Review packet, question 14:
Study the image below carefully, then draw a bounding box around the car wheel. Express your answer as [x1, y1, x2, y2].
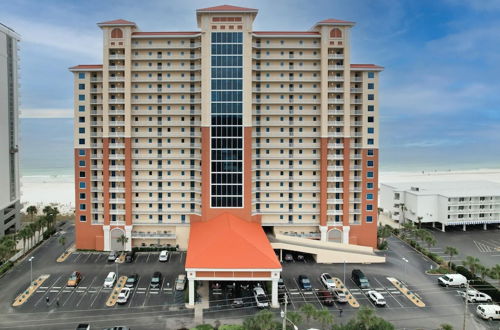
[445, 284, 449, 287]
[472, 299, 476, 303]
[460, 283, 465, 288]
[488, 317, 493, 321]
[487, 299, 491, 303]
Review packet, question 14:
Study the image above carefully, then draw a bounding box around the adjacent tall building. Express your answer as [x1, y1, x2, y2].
[70, 5, 383, 253]
[0, 23, 21, 237]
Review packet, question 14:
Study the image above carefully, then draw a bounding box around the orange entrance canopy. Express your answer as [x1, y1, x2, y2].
[185, 213, 281, 270]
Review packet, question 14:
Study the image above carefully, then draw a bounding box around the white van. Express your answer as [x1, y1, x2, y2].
[438, 274, 467, 287]
[476, 304, 500, 321]
[459, 289, 492, 303]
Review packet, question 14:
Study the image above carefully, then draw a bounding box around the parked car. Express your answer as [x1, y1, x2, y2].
[367, 290, 386, 307]
[253, 286, 269, 308]
[102, 327, 130, 330]
[175, 274, 186, 291]
[320, 273, 336, 290]
[125, 274, 138, 288]
[278, 278, 285, 290]
[476, 304, 500, 321]
[76, 324, 90, 330]
[351, 269, 370, 289]
[332, 288, 348, 303]
[284, 253, 294, 262]
[158, 250, 169, 262]
[125, 251, 135, 263]
[67, 271, 82, 287]
[459, 289, 492, 303]
[116, 287, 131, 304]
[438, 274, 467, 288]
[318, 290, 335, 306]
[107, 251, 117, 262]
[296, 254, 305, 262]
[103, 272, 117, 288]
[150, 271, 162, 289]
[232, 296, 244, 308]
[298, 275, 312, 290]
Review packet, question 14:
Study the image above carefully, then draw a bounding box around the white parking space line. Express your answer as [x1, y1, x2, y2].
[89, 285, 104, 307]
[146, 253, 151, 263]
[374, 278, 403, 308]
[73, 253, 83, 263]
[34, 275, 62, 307]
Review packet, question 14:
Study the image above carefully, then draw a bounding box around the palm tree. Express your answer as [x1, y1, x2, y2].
[444, 246, 458, 270]
[286, 311, 302, 328]
[39, 216, 48, 236]
[24, 226, 33, 250]
[401, 222, 415, 239]
[18, 227, 30, 254]
[377, 225, 392, 246]
[26, 205, 38, 222]
[462, 256, 481, 277]
[477, 264, 489, 280]
[58, 235, 66, 250]
[417, 216, 423, 229]
[439, 324, 454, 330]
[424, 234, 436, 249]
[355, 307, 379, 329]
[0, 244, 9, 263]
[117, 234, 128, 252]
[300, 303, 317, 324]
[1, 235, 16, 256]
[488, 264, 500, 287]
[314, 309, 334, 329]
[28, 222, 37, 246]
[243, 310, 279, 330]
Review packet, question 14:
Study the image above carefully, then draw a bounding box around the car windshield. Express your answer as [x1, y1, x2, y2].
[302, 278, 310, 284]
[126, 277, 135, 283]
[69, 274, 77, 280]
[152, 277, 160, 282]
[478, 307, 484, 313]
[106, 275, 113, 280]
[360, 279, 369, 284]
[325, 278, 333, 283]
[257, 295, 267, 303]
[442, 276, 450, 281]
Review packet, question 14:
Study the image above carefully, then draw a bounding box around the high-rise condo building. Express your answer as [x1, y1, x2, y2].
[0, 23, 20, 238]
[69, 6, 384, 279]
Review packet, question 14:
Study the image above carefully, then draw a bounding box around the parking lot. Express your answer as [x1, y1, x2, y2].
[16, 251, 187, 313]
[0, 224, 495, 330]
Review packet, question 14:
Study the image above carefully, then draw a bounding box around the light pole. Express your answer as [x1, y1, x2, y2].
[281, 295, 298, 330]
[28, 257, 34, 287]
[402, 257, 409, 279]
[343, 260, 346, 285]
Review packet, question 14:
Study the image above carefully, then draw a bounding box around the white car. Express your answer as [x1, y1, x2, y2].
[103, 272, 117, 288]
[367, 290, 386, 307]
[253, 287, 269, 308]
[320, 273, 336, 290]
[159, 250, 169, 262]
[438, 274, 467, 287]
[476, 304, 500, 320]
[116, 287, 131, 304]
[460, 289, 492, 303]
[175, 274, 186, 291]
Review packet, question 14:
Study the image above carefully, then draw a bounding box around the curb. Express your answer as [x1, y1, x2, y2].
[12, 275, 50, 306]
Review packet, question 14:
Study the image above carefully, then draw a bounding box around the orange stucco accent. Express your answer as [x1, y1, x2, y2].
[349, 148, 378, 248]
[124, 138, 132, 225]
[102, 138, 110, 225]
[319, 138, 328, 226]
[194, 271, 272, 278]
[199, 127, 256, 222]
[342, 137, 350, 225]
[74, 149, 103, 250]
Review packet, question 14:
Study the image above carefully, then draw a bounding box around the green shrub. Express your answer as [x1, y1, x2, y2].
[190, 325, 214, 330]
[42, 228, 56, 240]
[0, 261, 13, 276]
[219, 326, 244, 330]
[378, 240, 388, 250]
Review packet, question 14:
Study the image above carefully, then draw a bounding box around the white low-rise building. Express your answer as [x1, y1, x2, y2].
[380, 181, 500, 231]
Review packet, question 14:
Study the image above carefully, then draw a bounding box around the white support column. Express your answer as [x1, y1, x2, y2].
[342, 225, 350, 244]
[319, 225, 328, 242]
[271, 278, 279, 308]
[441, 223, 446, 232]
[462, 223, 466, 231]
[483, 223, 487, 230]
[125, 225, 132, 251]
[188, 279, 195, 307]
[103, 225, 110, 251]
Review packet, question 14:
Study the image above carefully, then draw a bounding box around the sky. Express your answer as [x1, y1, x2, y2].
[2, 0, 500, 173]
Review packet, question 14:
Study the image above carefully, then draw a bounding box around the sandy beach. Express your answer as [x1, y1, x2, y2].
[20, 174, 74, 215]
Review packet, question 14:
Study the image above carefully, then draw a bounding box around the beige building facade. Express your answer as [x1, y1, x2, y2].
[69, 5, 383, 252]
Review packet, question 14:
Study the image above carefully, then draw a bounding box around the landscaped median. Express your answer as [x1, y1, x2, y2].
[56, 244, 75, 262]
[105, 276, 128, 307]
[387, 277, 425, 307]
[333, 277, 359, 308]
[115, 252, 126, 264]
[12, 274, 50, 306]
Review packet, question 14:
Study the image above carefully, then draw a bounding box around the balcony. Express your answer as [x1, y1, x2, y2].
[110, 209, 126, 215]
[109, 99, 125, 104]
[133, 42, 201, 49]
[109, 54, 125, 60]
[327, 132, 345, 138]
[328, 76, 344, 82]
[328, 110, 344, 115]
[90, 88, 102, 93]
[109, 154, 125, 160]
[327, 166, 344, 171]
[328, 121, 344, 126]
[351, 99, 363, 104]
[327, 177, 344, 182]
[327, 210, 343, 215]
[108, 65, 125, 71]
[327, 199, 344, 204]
[109, 110, 125, 115]
[131, 231, 177, 239]
[90, 77, 102, 82]
[90, 99, 103, 104]
[109, 76, 125, 82]
[328, 54, 344, 59]
[328, 65, 344, 71]
[328, 143, 344, 148]
[328, 88, 344, 93]
[352, 77, 363, 82]
[109, 88, 125, 93]
[328, 98, 344, 104]
[109, 121, 125, 126]
[350, 88, 363, 93]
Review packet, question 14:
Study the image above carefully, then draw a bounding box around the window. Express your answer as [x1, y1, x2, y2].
[78, 95, 85, 101]
[79, 171, 86, 178]
[367, 149, 374, 156]
[78, 117, 85, 123]
[78, 84, 85, 90]
[79, 182, 86, 189]
[368, 116, 374, 123]
[368, 94, 374, 100]
[367, 160, 374, 167]
[368, 72, 375, 79]
[368, 105, 374, 111]
[78, 105, 85, 112]
[79, 160, 85, 167]
[366, 216, 373, 223]
[367, 138, 374, 145]
[367, 83, 374, 90]
[79, 204, 86, 210]
[367, 193, 374, 200]
[79, 193, 86, 199]
[78, 127, 85, 134]
[367, 182, 374, 189]
[330, 28, 342, 38]
[367, 171, 374, 178]
[367, 204, 373, 211]
[79, 215, 86, 222]
[78, 138, 85, 145]
[79, 149, 86, 156]
[367, 127, 374, 134]
[78, 73, 85, 79]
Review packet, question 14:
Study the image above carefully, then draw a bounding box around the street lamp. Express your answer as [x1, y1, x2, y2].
[280, 310, 298, 330]
[402, 257, 409, 279]
[28, 257, 34, 287]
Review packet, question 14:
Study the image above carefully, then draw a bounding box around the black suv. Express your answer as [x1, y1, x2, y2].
[125, 251, 135, 263]
[351, 269, 370, 289]
[150, 271, 162, 289]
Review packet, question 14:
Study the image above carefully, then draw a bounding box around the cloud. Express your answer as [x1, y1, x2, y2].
[403, 139, 464, 148]
[21, 108, 72, 119]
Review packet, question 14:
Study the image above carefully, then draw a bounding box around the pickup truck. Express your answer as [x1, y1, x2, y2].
[458, 289, 492, 303]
